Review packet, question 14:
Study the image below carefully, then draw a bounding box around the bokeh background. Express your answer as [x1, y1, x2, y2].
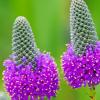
[0, 0, 100, 100]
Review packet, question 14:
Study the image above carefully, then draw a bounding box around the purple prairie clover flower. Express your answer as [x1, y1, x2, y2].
[61, 0, 100, 89]
[3, 53, 59, 100]
[62, 42, 100, 88]
[3, 16, 59, 100]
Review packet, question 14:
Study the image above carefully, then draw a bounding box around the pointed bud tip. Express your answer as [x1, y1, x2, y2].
[14, 16, 27, 23]
[13, 16, 31, 29]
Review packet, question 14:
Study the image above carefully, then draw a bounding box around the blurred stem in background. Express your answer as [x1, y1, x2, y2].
[90, 87, 96, 100]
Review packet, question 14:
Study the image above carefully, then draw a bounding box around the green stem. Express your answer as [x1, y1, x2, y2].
[89, 86, 96, 100]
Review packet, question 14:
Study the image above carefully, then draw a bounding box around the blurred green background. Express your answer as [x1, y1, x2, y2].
[0, 0, 100, 100]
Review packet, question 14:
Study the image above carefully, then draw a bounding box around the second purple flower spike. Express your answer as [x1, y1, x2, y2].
[3, 16, 59, 100]
[62, 0, 100, 89]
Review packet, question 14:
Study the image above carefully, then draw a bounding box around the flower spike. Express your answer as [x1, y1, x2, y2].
[3, 16, 59, 100]
[62, 0, 100, 89]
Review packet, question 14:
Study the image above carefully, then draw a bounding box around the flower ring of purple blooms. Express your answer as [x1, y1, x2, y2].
[3, 53, 59, 100]
[62, 41, 100, 88]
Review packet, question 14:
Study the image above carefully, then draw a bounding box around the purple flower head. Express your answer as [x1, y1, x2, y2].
[62, 42, 100, 88]
[3, 53, 59, 100]
[62, 0, 100, 89]
[3, 16, 59, 100]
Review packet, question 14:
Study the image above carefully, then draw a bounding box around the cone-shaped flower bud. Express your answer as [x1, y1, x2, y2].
[12, 16, 39, 67]
[70, 0, 98, 55]
[3, 16, 59, 100]
[62, 0, 100, 88]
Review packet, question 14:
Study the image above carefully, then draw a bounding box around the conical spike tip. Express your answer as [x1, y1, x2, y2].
[70, 0, 98, 55]
[12, 16, 39, 65]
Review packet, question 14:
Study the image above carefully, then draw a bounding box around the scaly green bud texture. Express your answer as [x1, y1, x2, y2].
[12, 16, 39, 65]
[70, 0, 98, 55]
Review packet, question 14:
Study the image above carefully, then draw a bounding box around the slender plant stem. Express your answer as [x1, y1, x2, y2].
[90, 96, 95, 100]
[89, 86, 96, 100]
